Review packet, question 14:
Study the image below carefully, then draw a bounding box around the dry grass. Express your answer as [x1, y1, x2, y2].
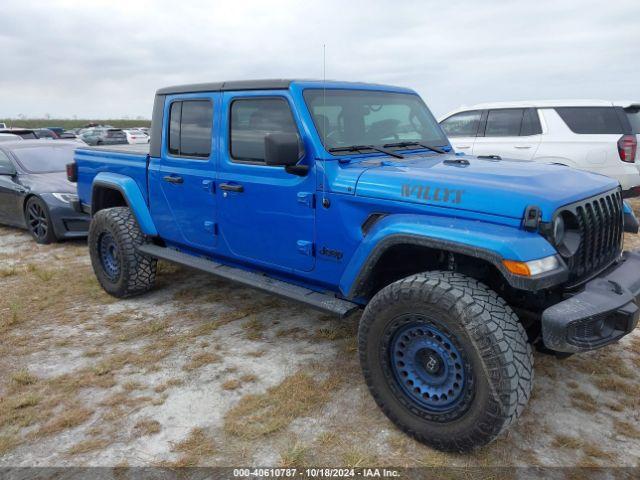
[570, 390, 598, 413]
[133, 418, 162, 437]
[183, 352, 221, 371]
[154, 378, 184, 393]
[240, 374, 257, 383]
[10, 369, 38, 386]
[224, 371, 341, 438]
[582, 444, 616, 461]
[36, 406, 93, 437]
[552, 434, 583, 449]
[279, 443, 309, 468]
[242, 317, 265, 340]
[0, 434, 21, 455]
[222, 379, 241, 391]
[342, 448, 379, 468]
[67, 438, 110, 455]
[614, 420, 640, 439]
[170, 427, 216, 467]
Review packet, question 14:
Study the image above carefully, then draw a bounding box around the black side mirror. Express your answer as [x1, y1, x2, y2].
[264, 133, 309, 176]
[264, 133, 300, 166]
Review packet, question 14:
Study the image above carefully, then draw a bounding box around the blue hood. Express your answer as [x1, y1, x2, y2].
[354, 154, 619, 221]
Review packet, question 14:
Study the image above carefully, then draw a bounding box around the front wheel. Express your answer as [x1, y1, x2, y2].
[25, 196, 57, 244]
[358, 271, 533, 452]
[88, 207, 157, 298]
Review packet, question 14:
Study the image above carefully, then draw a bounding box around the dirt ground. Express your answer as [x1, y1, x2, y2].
[1, 202, 640, 469]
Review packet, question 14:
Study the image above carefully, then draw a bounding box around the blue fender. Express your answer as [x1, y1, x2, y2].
[92, 172, 158, 236]
[339, 213, 561, 298]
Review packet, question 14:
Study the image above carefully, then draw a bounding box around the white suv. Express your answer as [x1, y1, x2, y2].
[439, 100, 640, 197]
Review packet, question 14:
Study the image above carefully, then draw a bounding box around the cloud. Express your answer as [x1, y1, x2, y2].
[0, 0, 638, 118]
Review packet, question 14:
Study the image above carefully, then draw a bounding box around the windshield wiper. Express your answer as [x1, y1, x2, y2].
[328, 144, 404, 159]
[383, 141, 446, 154]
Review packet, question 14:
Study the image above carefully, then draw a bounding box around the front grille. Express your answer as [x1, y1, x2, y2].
[560, 189, 623, 284]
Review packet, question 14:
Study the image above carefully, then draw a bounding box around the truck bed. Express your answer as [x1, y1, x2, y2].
[74, 144, 149, 209]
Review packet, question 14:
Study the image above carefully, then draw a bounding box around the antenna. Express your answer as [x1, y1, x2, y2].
[321, 44, 328, 208]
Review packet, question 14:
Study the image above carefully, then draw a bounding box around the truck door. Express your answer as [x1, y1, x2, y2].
[148, 93, 219, 251]
[216, 92, 315, 272]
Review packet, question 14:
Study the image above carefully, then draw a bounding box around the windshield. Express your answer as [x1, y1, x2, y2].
[13, 145, 75, 173]
[303, 89, 448, 153]
[625, 107, 640, 134]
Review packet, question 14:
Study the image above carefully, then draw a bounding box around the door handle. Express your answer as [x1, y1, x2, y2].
[163, 175, 183, 184]
[514, 145, 532, 149]
[220, 183, 244, 193]
[455, 145, 471, 149]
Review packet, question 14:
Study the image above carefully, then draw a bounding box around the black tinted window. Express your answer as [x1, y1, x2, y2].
[13, 145, 75, 173]
[441, 111, 481, 137]
[521, 108, 542, 136]
[167, 100, 212, 158]
[485, 109, 524, 137]
[230, 98, 298, 163]
[0, 150, 13, 170]
[36, 130, 56, 139]
[556, 107, 622, 134]
[169, 102, 181, 155]
[625, 108, 640, 134]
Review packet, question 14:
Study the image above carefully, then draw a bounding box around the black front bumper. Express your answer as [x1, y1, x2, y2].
[542, 251, 640, 353]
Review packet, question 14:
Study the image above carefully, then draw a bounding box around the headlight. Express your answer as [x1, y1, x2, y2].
[503, 255, 561, 277]
[553, 215, 565, 246]
[52, 193, 78, 204]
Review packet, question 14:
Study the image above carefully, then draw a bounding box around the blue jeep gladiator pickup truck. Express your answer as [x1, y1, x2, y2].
[68, 79, 640, 452]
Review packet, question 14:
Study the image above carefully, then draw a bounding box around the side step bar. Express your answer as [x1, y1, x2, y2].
[138, 244, 360, 318]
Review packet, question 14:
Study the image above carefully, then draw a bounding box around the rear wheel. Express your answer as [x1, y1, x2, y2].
[25, 196, 56, 244]
[358, 271, 533, 452]
[88, 207, 157, 298]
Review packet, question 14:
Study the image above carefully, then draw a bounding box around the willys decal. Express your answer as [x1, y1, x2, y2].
[401, 184, 464, 205]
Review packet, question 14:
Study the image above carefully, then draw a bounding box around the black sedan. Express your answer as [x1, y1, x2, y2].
[0, 140, 89, 243]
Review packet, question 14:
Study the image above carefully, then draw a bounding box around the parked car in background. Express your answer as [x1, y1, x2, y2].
[440, 100, 640, 197]
[59, 131, 79, 140]
[0, 129, 38, 140]
[123, 129, 149, 144]
[0, 123, 7, 129]
[0, 133, 22, 143]
[0, 140, 89, 243]
[33, 128, 59, 139]
[79, 128, 128, 146]
[45, 127, 66, 137]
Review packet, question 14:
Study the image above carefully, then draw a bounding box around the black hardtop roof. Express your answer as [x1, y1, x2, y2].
[156, 79, 295, 96]
[154, 78, 409, 96]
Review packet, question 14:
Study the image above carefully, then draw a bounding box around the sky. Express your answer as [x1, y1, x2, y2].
[0, 0, 638, 119]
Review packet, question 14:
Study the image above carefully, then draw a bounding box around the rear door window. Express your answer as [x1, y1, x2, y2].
[167, 100, 213, 159]
[520, 108, 542, 136]
[625, 107, 640, 134]
[440, 111, 481, 137]
[484, 109, 524, 137]
[556, 107, 623, 134]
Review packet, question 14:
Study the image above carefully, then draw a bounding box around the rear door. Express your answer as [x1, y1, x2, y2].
[440, 110, 481, 153]
[473, 108, 541, 159]
[148, 94, 219, 252]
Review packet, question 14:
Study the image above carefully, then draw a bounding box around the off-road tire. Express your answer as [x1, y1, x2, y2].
[359, 271, 533, 452]
[88, 207, 157, 298]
